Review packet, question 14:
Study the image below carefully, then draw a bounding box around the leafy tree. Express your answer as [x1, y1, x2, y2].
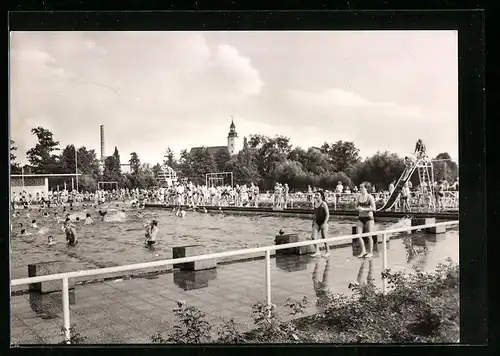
[301, 148, 331, 175]
[129, 152, 141, 175]
[214, 148, 231, 172]
[10, 140, 21, 173]
[272, 160, 305, 189]
[189, 147, 217, 185]
[112, 146, 122, 175]
[60, 145, 77, 173]
[152, 163, 163, 180]
[321, 141, 360, 172]
[78, 174, 98, 192]
[164, 147, 177, 169]
[76, 146, 101, 178]
[256, 136, 291, 188]
[351, 151, 405, 190]
[178, 149, 192, 179]
[225, 149, 261, 186]
[432, 153, 458, 182]
[26, 127, 60, 173]
[103, 155, 121, 183]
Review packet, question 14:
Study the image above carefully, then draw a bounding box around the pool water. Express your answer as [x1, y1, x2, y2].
[9, 203, 401, 281]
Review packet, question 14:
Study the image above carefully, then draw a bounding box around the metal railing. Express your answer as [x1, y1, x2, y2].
[11, 220, 459, 343]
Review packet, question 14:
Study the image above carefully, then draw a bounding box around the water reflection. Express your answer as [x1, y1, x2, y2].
[173, 269, 218, 291]
[356, 258, 374, 285]
[29, 290, 76, 319]
[275, 254, 314, 272]
[402, 233, 430, 269]
[313, 258, 332, 311]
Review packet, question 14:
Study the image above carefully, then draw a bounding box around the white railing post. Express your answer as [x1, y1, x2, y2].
[382, 233, 388, 295]
[265, 250, 271, 305]
[62, 277, 71, 344]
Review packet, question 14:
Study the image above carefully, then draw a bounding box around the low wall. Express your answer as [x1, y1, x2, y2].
[145, 203, 459, 221]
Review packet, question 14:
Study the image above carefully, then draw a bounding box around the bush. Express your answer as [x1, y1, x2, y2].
[323, 258, 459, 343]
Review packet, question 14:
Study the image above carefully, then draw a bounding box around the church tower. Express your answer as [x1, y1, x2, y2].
[227, 116, 239, 155]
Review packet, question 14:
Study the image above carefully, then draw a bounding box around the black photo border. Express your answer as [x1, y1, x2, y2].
[3, 4, 489, 356]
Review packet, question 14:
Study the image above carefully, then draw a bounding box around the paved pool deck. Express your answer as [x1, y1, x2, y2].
[10, 230, 458, 345]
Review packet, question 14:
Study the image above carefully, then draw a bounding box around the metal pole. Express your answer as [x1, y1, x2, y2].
[71, 178, 74, 191]
[75, 148, 79, 192]
[62, 277, 71, 343]
[265, 250, 271, 305]
[22, 166, 25, 191]
[382, 233, 388, 295]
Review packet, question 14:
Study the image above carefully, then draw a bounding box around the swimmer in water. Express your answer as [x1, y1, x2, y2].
[98, 210, 108, 221]
[64, 219, 78, 245]
[84, 213, 94, 225]
[180, 210, 186, 218]
[31, 220, 38, 229]
[144, 220, 159, 245]
[203, 207, 208, 213]
[47, 235, 56, 246]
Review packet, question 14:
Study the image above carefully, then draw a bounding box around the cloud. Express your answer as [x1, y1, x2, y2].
[288, 88, 427, 121]
[9, 32, 265, 164]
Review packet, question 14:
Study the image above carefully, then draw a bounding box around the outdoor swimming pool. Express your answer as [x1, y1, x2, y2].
[10, 203, 400, 281]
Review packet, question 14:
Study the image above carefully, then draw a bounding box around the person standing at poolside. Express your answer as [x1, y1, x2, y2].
[355, 182, 376, 258]
[311, 190, 330, 258]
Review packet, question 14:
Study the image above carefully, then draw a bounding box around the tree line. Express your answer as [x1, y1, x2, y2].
[10, 127, 458, 192]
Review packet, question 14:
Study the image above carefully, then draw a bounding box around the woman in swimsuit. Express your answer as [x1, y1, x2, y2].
[355, 182, 376, 258]
[311, 190, 330, 257]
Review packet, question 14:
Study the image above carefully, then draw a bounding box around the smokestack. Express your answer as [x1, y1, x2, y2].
[100, 125, 105, 159]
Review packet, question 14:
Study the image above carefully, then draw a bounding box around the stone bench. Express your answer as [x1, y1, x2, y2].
[411, 217, 447, 234]
[275, 233, 316, 255]
[275, 254, 310, 272]
[172, 245, 217, 271]
[173, 268, 218, 291]
[28, 261, 75, 294]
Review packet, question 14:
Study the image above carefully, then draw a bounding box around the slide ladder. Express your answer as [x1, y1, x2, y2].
[377, 158, 422, 211]
[416, 159, 435, 211]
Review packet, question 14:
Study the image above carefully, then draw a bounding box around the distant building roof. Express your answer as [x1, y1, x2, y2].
[190, 146, 229, 156]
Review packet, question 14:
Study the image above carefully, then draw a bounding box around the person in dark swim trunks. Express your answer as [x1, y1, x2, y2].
[355, 182, 376, 258]
[311, 190, 330, 257]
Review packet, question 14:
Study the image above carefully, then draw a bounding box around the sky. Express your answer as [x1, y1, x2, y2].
[9, 31, 458, 166]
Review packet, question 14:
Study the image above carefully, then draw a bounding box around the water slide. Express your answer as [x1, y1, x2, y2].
[377, 159, 420, 211]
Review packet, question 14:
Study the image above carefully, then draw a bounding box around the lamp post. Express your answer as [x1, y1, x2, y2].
[21, 165, 25, 191]
[75, 148, 79, 192]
